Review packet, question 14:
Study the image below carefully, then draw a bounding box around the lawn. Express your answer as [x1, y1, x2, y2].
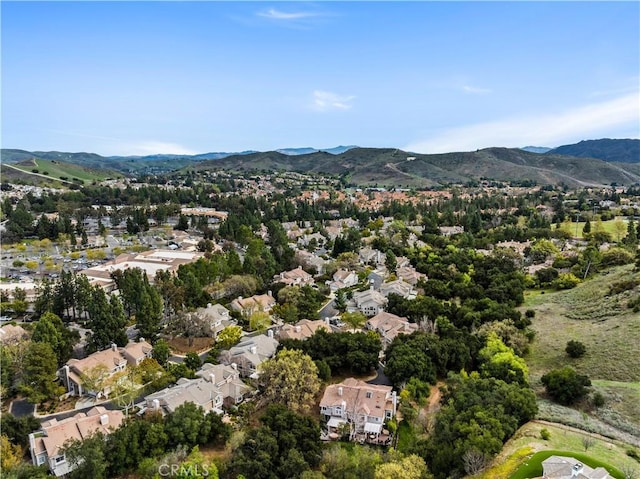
[509, 450, 625, 479]
[552, 217, 630, 241]
[474, 421, 639, 479]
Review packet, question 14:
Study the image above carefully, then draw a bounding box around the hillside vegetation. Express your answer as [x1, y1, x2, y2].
[1, 157, 121, 184]
[191, 146, 640, 187]
[548, 139, 640, 164]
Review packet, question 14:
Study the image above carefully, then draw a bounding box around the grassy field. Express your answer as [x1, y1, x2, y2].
[553, 217, 629, 240]
[524, 264, 640, 383]
[6, 158, 121, 183]
[509, 450, 625, 479]
[473, 421, 639, 479]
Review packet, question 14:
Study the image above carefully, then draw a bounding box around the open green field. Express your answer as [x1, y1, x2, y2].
[524, 264, 640, 383]
[553, 217, 630, 240]
[474, 422, 639, 479]
[509, 450, 624, 479]
[5, 158, 121, 183]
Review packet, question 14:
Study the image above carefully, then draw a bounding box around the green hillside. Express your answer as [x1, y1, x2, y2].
[1, 157, 122, 185]
[190, 147, 640, 187]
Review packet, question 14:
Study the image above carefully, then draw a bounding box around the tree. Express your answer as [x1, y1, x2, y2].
[170, 311, 211, 347]
[20, 342, 62, 403]
[541, 367, 591, 405]
[184, 352, 202, 371]
[164, 403, 212, 448]
[152, 339, 171, 366]
[341, 311, 366, 332]
[582, 435, 595, 452]
[258, 349, 320, 413]
[375, 453, 431, 479]
[565, 340, 587, 358]
[479, 332, 529, 386]
[334, 289, 347, 314]
[61, 432, 107, 479]
[32, 312, 79, 366]
[462, 448, 489, 476]
[249, 311, 272, 332]
[1, 434, 23, 472]
[216, 325, 242, 350]
[86, 287, 128, 354]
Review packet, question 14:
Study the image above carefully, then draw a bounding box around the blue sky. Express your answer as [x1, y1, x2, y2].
[2, 1, 639, 156]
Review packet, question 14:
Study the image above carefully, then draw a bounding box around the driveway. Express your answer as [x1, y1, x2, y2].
[9, 399, 35, 417]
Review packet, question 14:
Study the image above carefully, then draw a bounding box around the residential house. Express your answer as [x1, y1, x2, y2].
[365, 312, 418, 348]
[273, 266, 315, 287]
[59, 340, 153, 398]
[120, 339, 153, 366]
[141, 375, 224, 416]
[350, 288, 387, 317]
[439, 226, 464, 237]
[358, 248, 384, 267]
[195, 303, 236, 338]
[29, 406, 124, 477]
[541, 455, 613, 479]
[0, 324, 28, 345]
[229, 293, 276, 317]
[295, 250, 328, 276]
[395, 265, 427, 286]
[379, 279, 417, 300]
[320, 378, 397, 443]
[197, 363, 252, 408]
[327, 269, 359, 292]
[278, 319, 330, 341]
[218, 334, 279, 378]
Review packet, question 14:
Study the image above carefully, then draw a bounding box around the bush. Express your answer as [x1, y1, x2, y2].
[552, 273, 581, 290]
[566, 340, 586, 358]
[592, 392, 605, 408]
[541, 367, 591, 405]
[540, 428, 551, 440]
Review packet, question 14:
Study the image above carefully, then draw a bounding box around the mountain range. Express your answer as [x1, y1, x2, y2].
[1, 139, 638, 187]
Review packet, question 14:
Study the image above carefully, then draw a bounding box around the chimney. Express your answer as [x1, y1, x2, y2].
[207, 303, 212, 308]
[100, 414, 109, 425]
[268, 290, 272, 297]
[209, 373, 216, 384]
[338, 386, 343, 396]
[295, 326, 301, 333]
[231, 363, 237, 370]
[571, 464, 584, 477]
[267, 329, 274, 338]
[152, 398, 160, 410]
[139, 337, 145, 343]
[250, 346, 257, 355]
[111, 343, 117, 351]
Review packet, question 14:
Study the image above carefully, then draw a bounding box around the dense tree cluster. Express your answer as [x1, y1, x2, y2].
[279, 329, 381, 377]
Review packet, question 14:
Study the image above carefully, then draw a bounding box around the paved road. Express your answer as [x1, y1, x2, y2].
[319, 299, 338, 320]
[366, 365, 393, 386]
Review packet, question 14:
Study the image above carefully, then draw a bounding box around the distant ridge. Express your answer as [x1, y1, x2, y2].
[2, 140, 638, 186]
[547, 138, 640, 163]
[189, 146, 640, 188]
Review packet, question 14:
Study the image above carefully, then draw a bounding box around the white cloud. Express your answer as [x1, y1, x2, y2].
[257, 8, 318, 21]
[404, 92, 640, 153]
[462, 85, 492, 95]
[312, 90, 355, 112]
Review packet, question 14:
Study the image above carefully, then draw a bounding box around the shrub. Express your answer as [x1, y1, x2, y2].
[592, 392, 605, 408]
[540, 428, 551, 440]
[541, 367, 591, 405]
[552, 273, 581, 290]
[566, 340, 587, 358]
